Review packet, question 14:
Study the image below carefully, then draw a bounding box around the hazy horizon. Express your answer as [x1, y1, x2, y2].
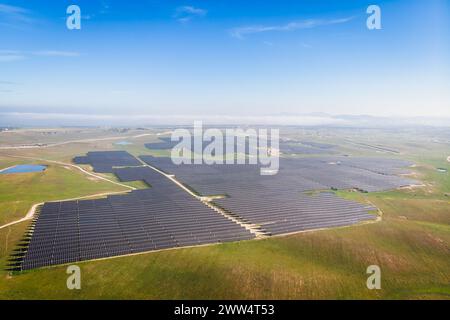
[2, 111, 450, 128]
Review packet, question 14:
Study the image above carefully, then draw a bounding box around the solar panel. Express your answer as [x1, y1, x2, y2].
[139, 155, 415, 236]
[21, 164, 255, 270]
[20, 152, 416, 270]
[73, 151, 142, 173]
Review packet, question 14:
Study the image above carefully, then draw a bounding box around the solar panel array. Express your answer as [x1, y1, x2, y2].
[19, 150, 417, 269]
[280, 157, 417, 192]
[141, 156, 416, 195]
[147, 136, 337, 156]
[140, 155, 416, 235]
[73, 151, 141, 173]
[276, 138, 338, 155]
[214, 192, 376, 235]
[21, 166, 254, 270]
[279, 143, 334, 155]
[145, 137, 177, 150]
[300, 141, 336, 149]
[146, 135, 260, 156]
[329, 157, 413, 175]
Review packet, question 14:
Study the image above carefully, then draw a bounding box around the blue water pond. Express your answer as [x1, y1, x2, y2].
[114, 141, 133, 145]
[0, 164, 47, 174]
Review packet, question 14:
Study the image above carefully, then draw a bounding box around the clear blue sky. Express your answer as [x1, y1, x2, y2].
[0, 0, 449, 119]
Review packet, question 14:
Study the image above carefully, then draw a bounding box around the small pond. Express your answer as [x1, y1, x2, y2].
[114, 141, 133, 146]
[0, 164, 47, 174]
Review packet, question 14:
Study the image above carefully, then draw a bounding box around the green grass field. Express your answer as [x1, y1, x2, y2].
[0, 161, 129, 225]
[0, 128, 448, 300]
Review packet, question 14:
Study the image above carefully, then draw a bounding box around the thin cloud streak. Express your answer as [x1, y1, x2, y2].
[175, 6, 207, 16]
[0, 50, 21, 54]
[0, 54, 25, 62]
[33, 50, 81, 57]
[0, 3, 29, 15]
[0, 50, 81, 62]
[230, 17, 354, 39]
[174, 5, 207, 23]
[0, 3, 33, 24]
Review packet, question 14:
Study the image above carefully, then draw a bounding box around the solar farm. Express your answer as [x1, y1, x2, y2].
[141, 156, 416, 235]
[18, 148, 417, 270]
[1, 126, 449, 300]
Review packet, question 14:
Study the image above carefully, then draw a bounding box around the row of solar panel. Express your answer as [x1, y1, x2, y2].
[21, 151, 405, 270]
[139, 156, 387, 237]
[23, 231, 254, 269]
[22, 161, 256, 269]
[73, 151, 142, 173]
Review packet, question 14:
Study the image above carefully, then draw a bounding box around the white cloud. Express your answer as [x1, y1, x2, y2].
[33, 50, 81, 57]
[0, 3, 32, 23]
[0, 4, 28, 15]
[230, 17, 354, 39]
[0, 52, 25, 62]
[174, 5, 207, 23]
[0, 49, 80, 62]
[0, 49, 20, 54]
[177, 16, 192, 24]
[176, 6, 207, 16]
